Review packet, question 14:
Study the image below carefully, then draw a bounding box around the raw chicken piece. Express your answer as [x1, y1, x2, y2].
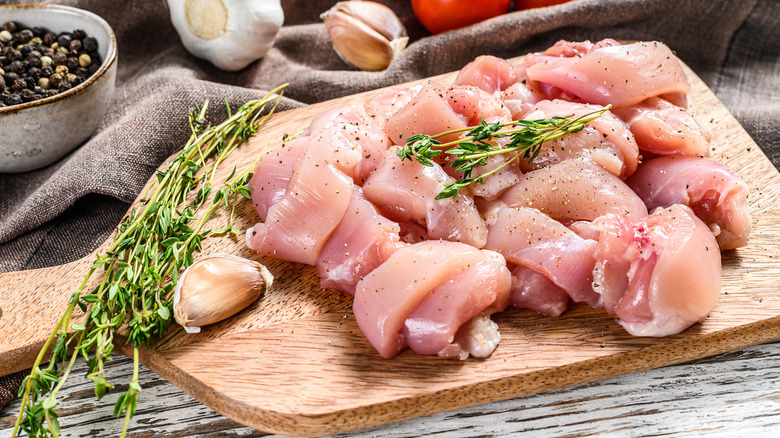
[249, 135, 308, 222]
[592, 204, 722, 336]
[307, 105, 394, 183]
[246, 134, 358, 265]
[463, 150, 522, 202]
[509, 265, 570, 317]
[363, 147, 488, 248]
[364, 85, 423, 129]
[486, 207, 600, 307]
[385, 83, 467, 145]
[307, 105, 370, 134]
[525, 40, 690, 108]
[501, 66, 546, 119]
[316, 187, 405, 295]
[612, 97, 711, 157]
[492, 158, 648, 223]
[519, 99, 639, 178]
[353, 241, 511, 358]
[440, 85, 513, 126]
[626, 156, 751, 250]
[453, 55, 520, 95]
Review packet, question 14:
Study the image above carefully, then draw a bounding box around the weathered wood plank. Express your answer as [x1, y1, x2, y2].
[3, 341, 780, 437]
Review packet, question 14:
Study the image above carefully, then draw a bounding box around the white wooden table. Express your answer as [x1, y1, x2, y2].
[2, 339, 780, 437]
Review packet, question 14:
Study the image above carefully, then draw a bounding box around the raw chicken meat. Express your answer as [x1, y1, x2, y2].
[493, 158, 648, 223]
[525, 40, 691, 108]
[353, 241, 511, 358]
[385, 83, 468, 145]
[363, 147, 488, 248]
[453, 55, 520, 95]
[519, 99, 639, 178]
[316, 187, 405, 295]
[509, 266, 570, 317]
[592, 204, 722, 336]
[246, 133, 358, 265]
[626, 156, 751, 250]
[486, 207, 600, 307]
[612, 97, 711, 157]
[248, 135, 307, 222]
[364, 85, 423, 129]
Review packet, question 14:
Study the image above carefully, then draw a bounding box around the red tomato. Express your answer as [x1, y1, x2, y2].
[516, 0, 573, 10]
[411, 0, 512, 34]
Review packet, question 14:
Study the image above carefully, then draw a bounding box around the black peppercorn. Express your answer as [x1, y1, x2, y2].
[4, 71, 19, 83]
[65, 57, 79, 71]
[45, 89, 57, 97]
[87, 63, 99, 75]
[8, 60, 23, 73]
[49, 73, 62, 87]
[19, 29, 34, 44]
[21, 88, 35, 102]
[24, 77, 35, 88]
[28, 67, 42, 80]
[2, 22, 17, 33]
[0, 55, 7, 66]
[72, 29, 86, 40]
[82, 37, 98, 53]
[58, 80, 72, 92]
[3, 93, 22, 106]
[43, 32, 56, 46]
[52, 52, 66, 66]
[12, 78, 26, 92]
[57, 34, 71, 48]
[75, 66, 88, 76]
[89, 52, 101, 65]
[69, 39, 82, 52]
[72, 75, 85, 86]
[41, 66, 53, 77]
[9, 49, 22, 61]
[20, 45, 33, 57]
[28, 55, 41, 68]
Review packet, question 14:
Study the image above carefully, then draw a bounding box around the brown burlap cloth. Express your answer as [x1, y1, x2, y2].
[1, 0, 778, 409]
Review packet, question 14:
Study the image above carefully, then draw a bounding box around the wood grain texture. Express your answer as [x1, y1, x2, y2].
[1, 58, 779, 436]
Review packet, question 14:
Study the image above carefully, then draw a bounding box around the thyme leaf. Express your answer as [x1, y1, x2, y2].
[398, 105, 611, 199]
[12, 84, 288, 438]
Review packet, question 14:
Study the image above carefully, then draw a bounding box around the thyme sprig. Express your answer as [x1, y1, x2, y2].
[397, 106, 611, 199]
[12, 84, 287, 438]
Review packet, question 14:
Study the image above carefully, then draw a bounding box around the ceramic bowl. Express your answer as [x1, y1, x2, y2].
[0, 4, 117, 173]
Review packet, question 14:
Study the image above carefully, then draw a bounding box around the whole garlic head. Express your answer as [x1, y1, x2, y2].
[174, 253, 273, 333]
[167, 0, 284, 71]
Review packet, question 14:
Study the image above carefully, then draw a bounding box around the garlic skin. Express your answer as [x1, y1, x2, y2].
[167, 0, 284, 71]
[174, 254, 273, 333]
[321, 1, 409, 71]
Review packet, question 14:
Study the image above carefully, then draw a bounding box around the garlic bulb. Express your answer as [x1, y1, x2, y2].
[167, 0, 284, 71]
[174, 254, 273, 333]
[321, 1, 408, 71]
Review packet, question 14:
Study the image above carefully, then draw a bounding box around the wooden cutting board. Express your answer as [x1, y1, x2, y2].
[2, 58, 780, 437]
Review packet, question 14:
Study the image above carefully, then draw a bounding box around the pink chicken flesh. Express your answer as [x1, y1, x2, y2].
[626, 156, 751, 250]
[353, 241, 511, 359]
[493, 158, 648, 223]
[249, 135, 307, 222]
[612, 97, 711, 157]
[520, 99, 639, 178]
[245, 134, 357, 265]
[525, 40, 690, 108]
[486, 207, 600, 307]
[453, 55, 520, 95]
[316, 187, 405, 295]
[509, 265, 571, 317]
[363, 147, 488, 248]
[592, 204, 722, 336]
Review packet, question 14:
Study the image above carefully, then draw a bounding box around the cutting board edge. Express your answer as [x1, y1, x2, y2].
[131, 315, 780, 437]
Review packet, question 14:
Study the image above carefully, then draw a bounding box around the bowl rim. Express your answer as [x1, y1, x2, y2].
[0, 4, 118, 115]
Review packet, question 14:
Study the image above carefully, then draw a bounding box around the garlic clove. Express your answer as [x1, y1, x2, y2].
[321, 1, 409, 71]
[173, 253, 273, 333]
[167, 0, 284, 71]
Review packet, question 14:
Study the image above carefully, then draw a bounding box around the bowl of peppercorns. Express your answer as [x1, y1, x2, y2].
[0, 4, 117, 173]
